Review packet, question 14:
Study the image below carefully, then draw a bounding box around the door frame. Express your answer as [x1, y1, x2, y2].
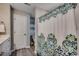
[10, 5, 14, 50]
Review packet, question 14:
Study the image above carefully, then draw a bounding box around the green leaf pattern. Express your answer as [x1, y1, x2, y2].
[37, 33, 77, 56]
[39, 3, 77, 23]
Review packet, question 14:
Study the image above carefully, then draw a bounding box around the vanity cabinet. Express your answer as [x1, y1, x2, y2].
[0, 35, 11, 56]
[0, 44, 2, 55]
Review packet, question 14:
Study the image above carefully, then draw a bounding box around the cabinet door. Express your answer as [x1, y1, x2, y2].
[0, 45, 2, 55]
[2, 38, 11, 56]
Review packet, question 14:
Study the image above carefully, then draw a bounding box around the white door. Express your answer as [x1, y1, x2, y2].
[13, 13, 28, 49]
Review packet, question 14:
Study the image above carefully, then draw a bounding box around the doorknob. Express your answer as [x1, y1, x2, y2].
[24, 33, 26, 36]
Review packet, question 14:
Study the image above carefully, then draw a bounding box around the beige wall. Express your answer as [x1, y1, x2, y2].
[0, 4, 10, 35]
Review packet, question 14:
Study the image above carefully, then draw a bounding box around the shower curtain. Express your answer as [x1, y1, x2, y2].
[37, 3, 77, 56]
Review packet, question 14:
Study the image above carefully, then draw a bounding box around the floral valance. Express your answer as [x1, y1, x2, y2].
[39, 3, 77, 23]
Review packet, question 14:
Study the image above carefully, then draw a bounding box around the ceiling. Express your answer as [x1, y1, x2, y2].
[31, 3, 63, 11]
[11, 3, 63, 17]
[11, 3, 34, 16]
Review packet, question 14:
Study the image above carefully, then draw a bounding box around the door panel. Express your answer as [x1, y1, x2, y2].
[13, 14, 27, 49]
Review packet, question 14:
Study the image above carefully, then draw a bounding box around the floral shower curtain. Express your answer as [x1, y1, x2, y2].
[37, 3, 77, 56]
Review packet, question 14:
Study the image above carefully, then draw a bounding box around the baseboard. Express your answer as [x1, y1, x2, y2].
[25, 46, 30, 48]
[12, 46, 30, 52]
[34, 50, 37, 55]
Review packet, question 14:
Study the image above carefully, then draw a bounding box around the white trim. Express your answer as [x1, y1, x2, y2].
[25, 46, 30, 48]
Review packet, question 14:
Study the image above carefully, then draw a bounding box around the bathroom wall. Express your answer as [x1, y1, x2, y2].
[0, 3, 11, 35]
